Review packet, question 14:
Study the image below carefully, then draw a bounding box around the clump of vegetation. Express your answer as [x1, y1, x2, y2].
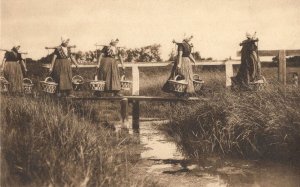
[162, 86, 300, 162]
[0, 96, 144, 186]
[123, 44, 162, 62]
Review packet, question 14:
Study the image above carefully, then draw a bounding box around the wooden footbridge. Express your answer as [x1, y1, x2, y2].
[67, 96, 205, 132]
[45, 49, 299, 131]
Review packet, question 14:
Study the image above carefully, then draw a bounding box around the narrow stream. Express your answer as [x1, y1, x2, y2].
[116, 119, 300, 187]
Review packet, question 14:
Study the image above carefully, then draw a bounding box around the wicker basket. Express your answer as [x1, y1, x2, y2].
[193, 74, 204, 91]
[90, 76, 105, 91]
[249, 76, 267, 90]
[72, 75, 84, 91]
[23, 78, 34, 94]
[40, 77, 58, 94]
[0, 77, 9, 93]
[167, 75, 188, 93]
[121, 75, 132, 91]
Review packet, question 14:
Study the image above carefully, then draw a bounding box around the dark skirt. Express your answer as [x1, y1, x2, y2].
[52, 59, 72, 91]
[162, 57, 195, 93]
[4, 61, 23, 93]
[98, 57, 121, 91]
[233, 51, 261, 88]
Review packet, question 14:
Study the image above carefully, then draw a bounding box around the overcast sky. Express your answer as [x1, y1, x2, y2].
[1, 0, 300, 60]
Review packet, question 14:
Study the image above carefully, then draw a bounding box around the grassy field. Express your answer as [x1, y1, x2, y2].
[0, 96, 159, 187]
[152, 67, 300, 163]
[1, 63, 299, 186]
[137, 66, 300, 162]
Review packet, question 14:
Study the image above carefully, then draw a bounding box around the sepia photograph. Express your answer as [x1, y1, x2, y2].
[1, 0, 300, 186]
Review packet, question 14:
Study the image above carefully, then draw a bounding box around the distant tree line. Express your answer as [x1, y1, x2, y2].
[122, 44, 162, 62]
[38, 44, 163, 63]
[37, 44, 210, 63]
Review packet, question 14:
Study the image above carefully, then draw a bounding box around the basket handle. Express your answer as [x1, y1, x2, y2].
[45, 77, 54, 82]
[23, 78, 33, 84]
[72, 75, 84, 82]
[174, 75, 184, 81]
[121, 75, 126, 81]
[193, 74, 200, 80]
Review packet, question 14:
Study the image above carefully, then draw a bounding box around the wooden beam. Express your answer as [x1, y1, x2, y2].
[237, 50, 279, 57]
[225, 61, 234, 87]
[278, 50, 287, 85]
[66, 96, 206, 102]
[258, 50, 279, 56]
[132, 65, 140, 95]
[285, 50, 300, 56]
[287, 67, 300, 73]
[237, 49, 300, 57]
[43, 62, 172, 68]
[120, 98, 128, 128]
[132, 100, 140, 132]
[43, 60, 242, 68]
[125, 96, 206, 102]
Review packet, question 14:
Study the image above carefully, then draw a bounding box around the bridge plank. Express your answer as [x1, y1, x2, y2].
[66, 96, 206, 102]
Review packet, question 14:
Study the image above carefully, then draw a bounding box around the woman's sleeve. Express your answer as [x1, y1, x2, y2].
[54, 48, 59, 56]
[4, 52, 9, 59]
[101, 46, 108, 54]
[18, 53, 23, 61]
[67, 48, 72, 57]
[177, 44, 183, 52]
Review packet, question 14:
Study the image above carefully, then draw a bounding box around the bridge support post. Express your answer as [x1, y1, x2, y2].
[120, 98, 128, 128]
[132, 65, 140, 95]
[278, 50, 286, 85]
[132, 100, 140, 132]
[225, 61, 234, 87]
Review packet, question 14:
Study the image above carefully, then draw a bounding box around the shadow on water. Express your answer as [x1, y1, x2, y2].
[113, 119, 300, 187]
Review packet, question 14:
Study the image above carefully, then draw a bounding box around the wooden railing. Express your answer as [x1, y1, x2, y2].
[43, 60, 241, 95]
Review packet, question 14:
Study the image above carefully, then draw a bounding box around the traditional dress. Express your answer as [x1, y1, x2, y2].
[232, 39, 261, 89]
[163, 42, 195, 94]
[98, 46, 121, 91]
[52, 46, 73, 92]
[3, 49, 24, 93]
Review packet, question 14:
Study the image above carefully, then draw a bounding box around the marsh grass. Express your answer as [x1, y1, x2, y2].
[161, 86, 300, 161]
[0, 96, 158, 186]
[2, 63, 299, 186]
[137, 66, 300, 162]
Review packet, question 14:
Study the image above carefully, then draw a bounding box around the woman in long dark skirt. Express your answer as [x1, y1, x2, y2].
[49, 37, 79, 97]
[96, 39, 125, 97]
[162, 35, 196, 96]
[232, 33, 262, 90]
[1, 43, 28, 95]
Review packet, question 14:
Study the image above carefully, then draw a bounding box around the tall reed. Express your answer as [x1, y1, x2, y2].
[0, 96, 144, 186]
[162, 86, 300, 161]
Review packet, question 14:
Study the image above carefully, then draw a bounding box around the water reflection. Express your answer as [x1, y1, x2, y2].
[114, 119, 300, 187]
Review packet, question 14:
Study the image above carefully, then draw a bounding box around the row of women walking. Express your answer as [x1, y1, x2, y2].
[1, 37, 125, 97]
[1, 33, 263, 96]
